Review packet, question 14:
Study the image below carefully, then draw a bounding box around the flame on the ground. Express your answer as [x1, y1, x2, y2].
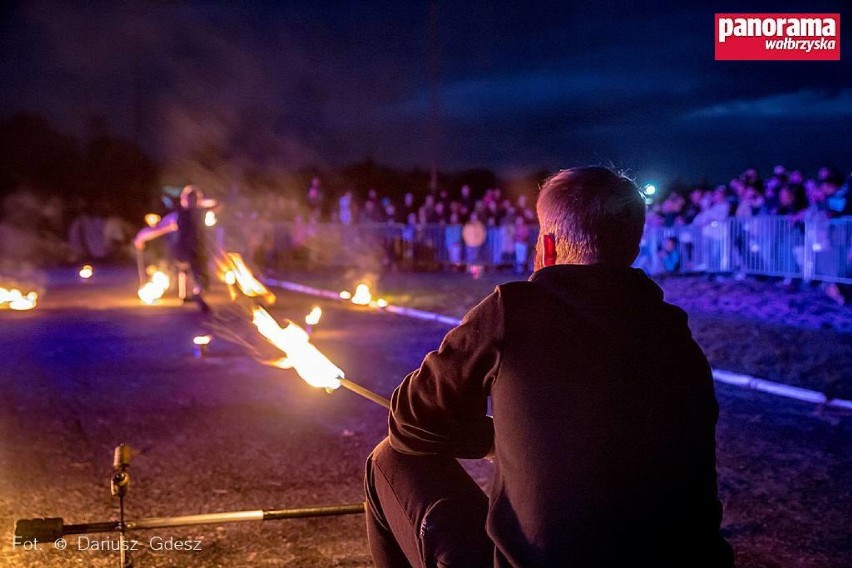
[204, 210, 217, 227]
[251, 307, 342, 390]
[351, 283, 372, 305]
[144, 213, 161, 228]
[138, 268, 170, 304]
[79, 265, 94, 279]
[305, 306, 322, 326]
[340, 283, 388, 309]
[0, 287, 38, 311]
[220, 253, 275, 304]
[193, 335, 212, 345]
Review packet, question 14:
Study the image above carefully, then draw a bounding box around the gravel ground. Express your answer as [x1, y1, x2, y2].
[1, 266, 850, 567]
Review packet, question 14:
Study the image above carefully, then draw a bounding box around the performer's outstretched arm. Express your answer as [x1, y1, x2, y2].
[133, 212, 178, 249]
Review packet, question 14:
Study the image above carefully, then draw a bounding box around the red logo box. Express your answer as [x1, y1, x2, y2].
[715, 13, 840, 60]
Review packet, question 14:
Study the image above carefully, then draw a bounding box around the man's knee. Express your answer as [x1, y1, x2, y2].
[420, 497, 491, 568]
[365, 438, 393, 497]
[364, 438, 395, 521]
[364, 439, 491, 568]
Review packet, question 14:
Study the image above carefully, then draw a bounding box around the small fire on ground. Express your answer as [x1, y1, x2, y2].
[305, 306, 322, 326]
[339, 283, 388, 308]
[0, 287, 38, 311]
[138, 267, 170, 305]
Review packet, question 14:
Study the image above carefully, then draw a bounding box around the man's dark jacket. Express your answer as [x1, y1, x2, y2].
[389, 264, 733, 567]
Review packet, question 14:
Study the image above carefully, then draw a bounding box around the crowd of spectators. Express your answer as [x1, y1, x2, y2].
[648, 165, 852, 229]
[267, 176, 541, 274]
[643, 165, 851, 304]
[296, 165, 852, 233]
[231, 165, 851, 299]
[300, 176, 538, 228]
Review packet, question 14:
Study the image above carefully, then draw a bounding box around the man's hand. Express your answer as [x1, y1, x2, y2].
[485, 442, 495, 463]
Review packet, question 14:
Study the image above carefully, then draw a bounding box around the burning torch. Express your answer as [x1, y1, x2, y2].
[252, 307, 390, 409]
[216, 251, 276, 305]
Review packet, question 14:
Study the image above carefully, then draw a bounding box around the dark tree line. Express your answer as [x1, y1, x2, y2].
[0, 113, 159, 223]
[0, 112, 546, 229]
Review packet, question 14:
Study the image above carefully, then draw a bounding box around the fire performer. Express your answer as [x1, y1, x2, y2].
[134, 185, 211, 312]
[364, 167, 733, 567]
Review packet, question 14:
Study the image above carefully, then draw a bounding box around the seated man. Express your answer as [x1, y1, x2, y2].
[365, 166, 733, 567]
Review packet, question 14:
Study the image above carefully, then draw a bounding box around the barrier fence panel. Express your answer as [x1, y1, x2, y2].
[638, 216, 852, 283]
[222, 217, 851, 284]
[812, 218, 852, 283]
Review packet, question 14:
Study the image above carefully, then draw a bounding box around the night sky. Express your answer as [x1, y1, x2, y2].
[1, 0, 850, 186]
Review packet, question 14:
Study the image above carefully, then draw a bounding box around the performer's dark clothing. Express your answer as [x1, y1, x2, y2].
[366, 264, 733, 567]
[175, 207, 209, 291]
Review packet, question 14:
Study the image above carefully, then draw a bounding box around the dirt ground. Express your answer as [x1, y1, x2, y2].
[1, 266, 850, 567]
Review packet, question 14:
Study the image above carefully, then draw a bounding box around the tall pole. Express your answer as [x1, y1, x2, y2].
[429, 0, 441, 192]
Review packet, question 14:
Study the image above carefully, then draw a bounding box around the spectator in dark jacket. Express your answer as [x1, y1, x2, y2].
[364, 166, 733, 567]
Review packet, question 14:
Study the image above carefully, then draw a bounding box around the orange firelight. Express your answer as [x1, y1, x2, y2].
[251, 307, 342, 390]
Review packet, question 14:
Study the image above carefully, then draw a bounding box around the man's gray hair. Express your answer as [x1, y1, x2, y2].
[536, 166, 645, 265]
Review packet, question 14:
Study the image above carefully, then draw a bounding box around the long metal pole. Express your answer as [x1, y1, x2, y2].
[17, 503, 366, 540]
[129, 503, 366, 530]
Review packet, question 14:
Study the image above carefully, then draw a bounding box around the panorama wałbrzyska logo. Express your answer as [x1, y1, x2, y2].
[715, 13, 840, 60]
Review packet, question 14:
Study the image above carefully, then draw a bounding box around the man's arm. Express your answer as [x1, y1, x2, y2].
[389, 289, 504, 459]
[133, 212, 178, 249]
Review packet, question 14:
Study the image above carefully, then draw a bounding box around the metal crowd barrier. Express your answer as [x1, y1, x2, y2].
[637, 216, 852, 283]
[219, 221, 540, 273]
[221, 217, 851, 284]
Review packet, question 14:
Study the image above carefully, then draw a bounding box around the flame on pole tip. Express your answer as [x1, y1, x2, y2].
[0, 287, 38, 311]
[144, 213, 162, 228]
[251, 307, 343, 390]
[79, 265, 94, 279]
[305, 306, 322, 326]
[221, 253, 275, 304]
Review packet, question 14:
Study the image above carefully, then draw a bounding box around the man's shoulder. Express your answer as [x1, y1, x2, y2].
[492, 279, 537, 301]
[461, 280, 538, 323]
